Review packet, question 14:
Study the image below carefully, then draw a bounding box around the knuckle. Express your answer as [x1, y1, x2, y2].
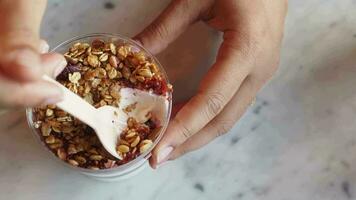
[215, 121, 235, 137]
[148, 20, 170, 42]
[175, 117, 194, 140]
[174, 147, 188, 159]
[201, 92, 227, 119]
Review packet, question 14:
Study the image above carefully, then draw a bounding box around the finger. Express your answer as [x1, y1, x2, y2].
[0, 76, 63, 108]
[169, 76, 259, 160]
[39, 39, 49, 53]
[0, 46, 42, 82]
[41, 53, 67, 78]
[171, 101, 187, 119]
[150, 33, 254, 167]
[134, 0, 213, 54]
[39, 40, 67, 78]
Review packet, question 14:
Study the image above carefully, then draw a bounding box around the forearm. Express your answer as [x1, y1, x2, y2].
[0, 0, 47, 36]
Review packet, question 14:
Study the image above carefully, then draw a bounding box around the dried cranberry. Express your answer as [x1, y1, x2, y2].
[136, 124, 150, 134]
[145, 119, 157, 130]
[144, 78, 168, 95]
[91, 39, 105, 49]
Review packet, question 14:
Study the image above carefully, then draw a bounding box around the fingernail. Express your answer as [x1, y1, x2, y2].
[43, 96, 63, 105]
[53, 59, 67, 77]
[157, 146, 173, 165]
[39, 41, 50, 53]
[133, 39, 143, 46]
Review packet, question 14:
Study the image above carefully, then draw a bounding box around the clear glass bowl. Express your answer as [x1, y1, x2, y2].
[26, 33, 172, 181]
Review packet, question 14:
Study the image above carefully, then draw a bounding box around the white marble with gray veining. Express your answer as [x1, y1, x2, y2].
[2, 0, 356, 199]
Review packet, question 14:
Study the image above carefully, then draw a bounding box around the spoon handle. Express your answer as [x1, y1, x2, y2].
[42, 75, 98, 128]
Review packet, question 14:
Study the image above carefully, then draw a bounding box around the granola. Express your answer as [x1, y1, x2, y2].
[33, 39, 172, 169]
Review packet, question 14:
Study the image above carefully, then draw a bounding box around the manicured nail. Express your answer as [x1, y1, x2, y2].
[157, 146, 173, 165]
[53, 59, 67, 77]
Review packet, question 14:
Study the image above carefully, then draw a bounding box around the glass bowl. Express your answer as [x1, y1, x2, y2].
[26, 33, 172, 181]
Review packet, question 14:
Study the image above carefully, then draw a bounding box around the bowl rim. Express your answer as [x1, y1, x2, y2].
[26, 33, 172, 174]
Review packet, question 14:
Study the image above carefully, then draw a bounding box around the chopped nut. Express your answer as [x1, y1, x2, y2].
[125, 130, 137, 138]
[75, 156, 87, 165]
[149, 63, 159, 74]
[67, 144, 77, 155]
[45, 109, 53, 117]
[139, 140, 153, 153]
[137, 67, 153, 78]
[41, 123, 52, 136]
[45, 135, 56, 144]
[68, 159, 79, 166]
[89, 155, 103, 161]
[130, 136, 140, 147]
[57, 148, 67, 160]
[109, 55, 118, 68]
[117, 145, 130, 153]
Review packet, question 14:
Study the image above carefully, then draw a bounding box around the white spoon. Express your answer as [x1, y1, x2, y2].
[42, 75, 169, 160]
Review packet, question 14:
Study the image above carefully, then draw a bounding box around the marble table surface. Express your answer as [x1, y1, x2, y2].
[2, 0, 356, 199]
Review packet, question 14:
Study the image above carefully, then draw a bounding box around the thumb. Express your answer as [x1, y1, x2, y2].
[134, 0, 207, 54]
[38, 40, 67, 78]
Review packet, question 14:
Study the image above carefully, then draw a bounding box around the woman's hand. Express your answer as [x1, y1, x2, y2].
[0, 0, 66, 109]
[135, 0, 288, 168]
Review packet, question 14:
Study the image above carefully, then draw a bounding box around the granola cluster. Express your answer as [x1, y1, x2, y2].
[32, 39, 171, 170]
